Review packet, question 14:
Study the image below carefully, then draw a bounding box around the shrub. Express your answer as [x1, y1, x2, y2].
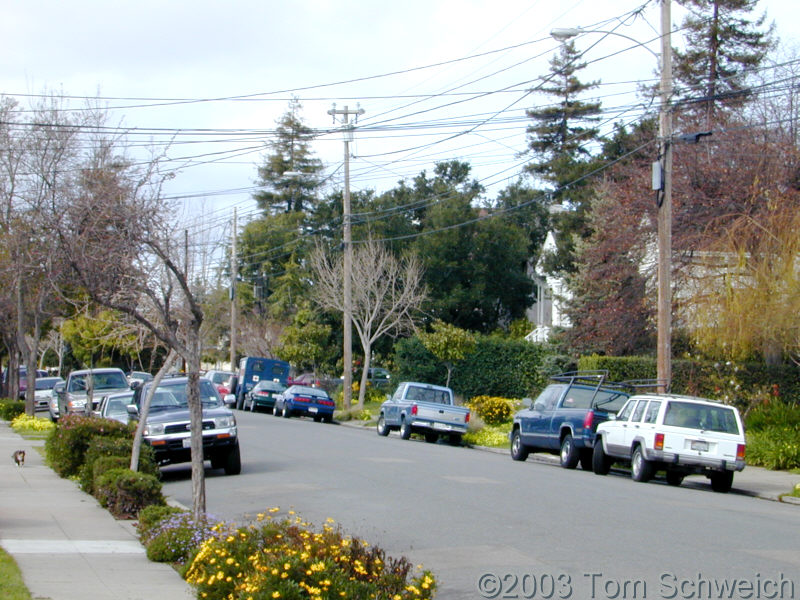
[45, 415, 133, 478]
[0, 399, 25, 421]
[746, 426, 800, 470]
[137, 504, 185, 538]
[141, 511, 223, 566]
[184, 511, 436, 600]
[94, 468, 164, 519]
[746, 401, 800, 432]
[90, 456, 129, 495]
[464, 424, 511, 448]
[78, 436, 159, 494]
[467, 395, 513, 426]
[10, 413, 56, 433]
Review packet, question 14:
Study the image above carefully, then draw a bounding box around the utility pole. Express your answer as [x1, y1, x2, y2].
[327, 104, 364, 410]
[230, 207, 238, 373]
[657, 0, 673, 392]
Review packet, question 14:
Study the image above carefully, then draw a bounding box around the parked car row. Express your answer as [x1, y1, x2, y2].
[508, 371, 747, 493]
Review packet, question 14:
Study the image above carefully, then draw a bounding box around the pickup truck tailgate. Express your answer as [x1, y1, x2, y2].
[416, 402, 469, 428]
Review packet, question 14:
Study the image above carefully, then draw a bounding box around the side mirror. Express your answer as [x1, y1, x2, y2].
[54, 381, 66, 394]
[126, 404, 139, 417]
[223, 394, 236, 407]
[522, 397, 533, 408]
[533, 399, 547, 412]
[130, 380, 142, 391]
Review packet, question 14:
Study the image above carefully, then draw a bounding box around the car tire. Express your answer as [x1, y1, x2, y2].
[510, 429, 529, 461]
[710, 471, 734, 493]
[425, 432, 439, 444]
[592, 439, 612, 475]
[377, 415, 390, 436]
[224, 444, 242, 475]
[249, 398, 256, 412]
[273, 404, 282, 417]
[631, 446, 654, 482]
[666, 471, 684, 487]
[559, 434, 579, 469]
[579, 449, 593, 471]
[399, 418, 411, 440]
[282, 403, 291, 418]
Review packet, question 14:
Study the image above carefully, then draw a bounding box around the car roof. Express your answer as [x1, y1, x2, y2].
[70, 367, 125, 375]
[626, 393, 732, 408]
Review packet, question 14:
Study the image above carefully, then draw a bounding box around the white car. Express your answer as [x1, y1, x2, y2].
[592, 394, 746, 493]
[33, 376, 64, 410]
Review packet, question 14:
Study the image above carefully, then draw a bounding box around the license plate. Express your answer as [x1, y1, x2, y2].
[308, 407, 318, 414]
[433, 422, 452, 431]
[691, 440, 709, 452]
[182, 438, 192, 449]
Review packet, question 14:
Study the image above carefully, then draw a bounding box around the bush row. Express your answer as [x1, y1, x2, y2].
[0, 398, 25, 421]
[394, 336, 571, 399]
[45, 415, 165, 518]
[467, 395, 514, 426]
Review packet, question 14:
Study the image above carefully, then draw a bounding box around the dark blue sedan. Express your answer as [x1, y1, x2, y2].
[274, 385, 335, 423]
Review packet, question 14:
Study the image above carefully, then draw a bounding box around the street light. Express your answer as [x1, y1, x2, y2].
[551, 0, 673, 391]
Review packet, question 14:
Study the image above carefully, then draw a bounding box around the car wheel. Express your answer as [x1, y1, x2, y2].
[223, 444, 242, 475]
[210, 453, 225, 470]
[249, 398, 256, 412]
[666, 471, 684, 486]
[710, 471, 734, 493]
[592, 439, 612, 475]
[559, 434, 579, 469]
[399, 418, 411, 440]
[377, 415, 390, 436]
[579, 449, 593, 471]
[273, 404, 281, 417]
[425, 432, 439, 444]
[631, 446, 654, 482]
[510, 429, 529, 461]
[282, 403, 291, 418]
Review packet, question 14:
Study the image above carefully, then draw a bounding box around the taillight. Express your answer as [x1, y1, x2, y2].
[654, 433, 665, 450]
[583, 411, 594, 429]
[411, 404, 418, 416]
[465, 412, 470, 423]
[736, 444, 746, 461]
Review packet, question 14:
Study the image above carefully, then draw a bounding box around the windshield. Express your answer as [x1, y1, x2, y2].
[35, 378, 61, 390]
[146, 380, 222, 410]
[405, 385, 451, 405]
[68, 371, 128, 392]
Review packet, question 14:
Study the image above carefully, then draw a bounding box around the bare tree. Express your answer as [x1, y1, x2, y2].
[55, 133, 210, 518]
[310, 240, 426, 409]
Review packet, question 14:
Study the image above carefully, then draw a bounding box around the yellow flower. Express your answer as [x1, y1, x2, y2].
[272, 593, 281, 599]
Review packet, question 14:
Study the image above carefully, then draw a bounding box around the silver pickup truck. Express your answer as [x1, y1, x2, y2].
[377, 381, 470, 445]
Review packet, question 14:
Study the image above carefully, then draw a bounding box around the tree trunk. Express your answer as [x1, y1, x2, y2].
[186, 326, 206, 520]
[130, 350, 178, 472]
[357, 344, 372, 410]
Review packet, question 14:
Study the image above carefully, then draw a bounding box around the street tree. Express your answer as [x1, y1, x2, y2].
[275, 305, 333, 376]
[58, 136, 210, 519]
[418, 320, 476, 388]
[310, 240, 426, 409]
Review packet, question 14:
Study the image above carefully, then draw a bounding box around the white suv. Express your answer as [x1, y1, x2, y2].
[592, 394, 746, 493]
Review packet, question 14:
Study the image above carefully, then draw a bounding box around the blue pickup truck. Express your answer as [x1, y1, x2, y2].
[377, 381, 471, 445]
[509, 371, 633, 470]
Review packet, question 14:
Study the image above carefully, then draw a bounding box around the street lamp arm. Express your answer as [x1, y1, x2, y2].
[549, 27, 660, 60]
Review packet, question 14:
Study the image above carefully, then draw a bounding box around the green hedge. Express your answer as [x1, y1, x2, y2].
[94, 468, 164, 519]
[0, 399, 25, 421]
[394, 335, 565, 400]
[578, 355, 800, 406]
[78, 437, 159, 494]
[45, 415, 134, 478]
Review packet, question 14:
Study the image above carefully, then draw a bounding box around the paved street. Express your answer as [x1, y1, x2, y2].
[162, 410, 800, 600]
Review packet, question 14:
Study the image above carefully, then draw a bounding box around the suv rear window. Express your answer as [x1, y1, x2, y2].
[560, 387, 628, 413]
[663, 401, 740, 435]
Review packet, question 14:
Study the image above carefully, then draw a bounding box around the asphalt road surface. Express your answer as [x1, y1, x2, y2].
[162, 410, 800, 600]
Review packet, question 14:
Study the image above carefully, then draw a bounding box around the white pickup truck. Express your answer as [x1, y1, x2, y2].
[377, 381, 470, 445]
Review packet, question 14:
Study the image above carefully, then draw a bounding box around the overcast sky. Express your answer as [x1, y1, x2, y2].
[3, 0, 797, 232]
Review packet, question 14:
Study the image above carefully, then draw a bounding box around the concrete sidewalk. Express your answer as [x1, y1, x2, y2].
[0, 420, 194, 600]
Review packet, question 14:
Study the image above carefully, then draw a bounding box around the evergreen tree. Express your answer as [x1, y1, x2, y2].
[674, 0, 774, 125]
[253, 98, 324, 214]
[525, 40, 602, 275]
